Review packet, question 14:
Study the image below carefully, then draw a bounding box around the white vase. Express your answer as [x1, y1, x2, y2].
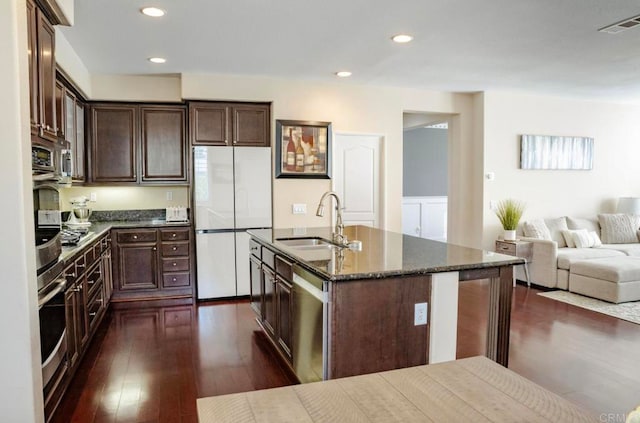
[503, 230, 517, 241]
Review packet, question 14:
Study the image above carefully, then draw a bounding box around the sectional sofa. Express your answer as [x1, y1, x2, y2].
[516, 214, 640, 303]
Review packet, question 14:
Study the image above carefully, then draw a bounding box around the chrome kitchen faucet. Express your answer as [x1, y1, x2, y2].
[316, 191, 347, 246]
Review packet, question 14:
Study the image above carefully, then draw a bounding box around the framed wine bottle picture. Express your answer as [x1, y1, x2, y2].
[275, 119, 332, 179]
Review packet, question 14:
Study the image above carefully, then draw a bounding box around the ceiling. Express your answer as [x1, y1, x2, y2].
[60, 0, 640, 101]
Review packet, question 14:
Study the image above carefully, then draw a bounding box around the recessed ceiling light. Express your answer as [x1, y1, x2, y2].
[141, 7, 165, 17]
[148, 57, 166, 64]
[335, 71, 352, 78]
[391, 34, 413, 43]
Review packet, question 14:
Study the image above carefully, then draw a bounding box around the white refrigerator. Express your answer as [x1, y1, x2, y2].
[194, 146, 272, 299]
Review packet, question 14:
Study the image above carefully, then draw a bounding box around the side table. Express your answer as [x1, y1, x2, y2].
[495, 240, 533, 287]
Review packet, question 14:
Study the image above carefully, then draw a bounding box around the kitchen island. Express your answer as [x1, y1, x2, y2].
[247, 225, 523, 382]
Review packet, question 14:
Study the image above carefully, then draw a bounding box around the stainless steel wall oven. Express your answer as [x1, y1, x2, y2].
[38, 261, 67, 392]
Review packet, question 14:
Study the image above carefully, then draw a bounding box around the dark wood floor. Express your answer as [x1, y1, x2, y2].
[52, 281, 640, 422]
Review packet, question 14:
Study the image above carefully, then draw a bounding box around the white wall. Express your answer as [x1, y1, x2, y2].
[91, 74, 182, 102]
[2, 0, 44, 421]
[482, 91, 640, 248]
[60, 186, 190, 211]
[55, 29, 91, 96]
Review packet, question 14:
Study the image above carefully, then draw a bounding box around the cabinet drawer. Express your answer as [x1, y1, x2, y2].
[262, 246, 275, 270]
[162, 257, 190, 272]
[117, 230, 157, 243]
[276, 255, 293, 281]
[63, 263, 78, 284]
[250, 239, 261, 259]
[85, 247, 96, 268]
[87, 287, 105, 329]
[100, 236, 109, 250]
[160, 228, 190, 241]
[86, 261, 103, 298]
[163, 272, 190, 288]
[75, 254, 87, 276]
[162, 242, 189, 257]
[496, 242, 516, 255]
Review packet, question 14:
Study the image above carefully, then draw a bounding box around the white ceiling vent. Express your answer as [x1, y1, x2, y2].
[599, 15, 640, 34]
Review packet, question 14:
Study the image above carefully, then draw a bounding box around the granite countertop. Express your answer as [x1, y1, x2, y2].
[248, 226, 524, 281]
[60, 219, 190, 263]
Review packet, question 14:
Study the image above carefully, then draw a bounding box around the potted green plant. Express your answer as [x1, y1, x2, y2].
[494, 199, 525, 241]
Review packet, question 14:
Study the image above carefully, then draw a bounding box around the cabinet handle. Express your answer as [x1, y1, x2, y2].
[133, 235, 138, 239]
[172, 262, 177, 266]
[153, 247, 157, 251]
[77, 264, 85, 269]
[89, 312, 97, 317]
[172, 246, 178, 251]
[65, 272, 76, 278]
[172, 277, 177, 282]
[172, 233, 177, 237]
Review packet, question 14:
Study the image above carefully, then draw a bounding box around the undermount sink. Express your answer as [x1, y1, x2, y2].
[276, 237, 337, 250]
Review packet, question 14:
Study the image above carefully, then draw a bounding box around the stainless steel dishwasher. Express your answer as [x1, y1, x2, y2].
[292, 264, 328, 383]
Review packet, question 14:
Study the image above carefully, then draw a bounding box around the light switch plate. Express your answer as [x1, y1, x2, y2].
[292, 203, 307, 215]
[414, 303, 428, 326]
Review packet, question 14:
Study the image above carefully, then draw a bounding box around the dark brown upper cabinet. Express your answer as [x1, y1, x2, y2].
[189, 101, 270, 147]
[189, 103, 229, 146]
[55, 72, 87, 181]
[141, 106, 187, 182]
[89, 104, 187, 185]
[232, 104, 270, 146]
[90, 105, 138, 183]
[27, 0, 57, 143]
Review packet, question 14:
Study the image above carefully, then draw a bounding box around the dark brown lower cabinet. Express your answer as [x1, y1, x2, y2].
[49, 233, 112, 422]
[262, 265, 277, 339]
[276, 275, 293, 360]
[249, 255, 263, 317]
[111, 227, 193, 305]
[249, 240, 294, 367]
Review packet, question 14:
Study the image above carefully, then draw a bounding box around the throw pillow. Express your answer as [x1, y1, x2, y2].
[523, 219, 552, 240]
[572, 230, 602, 248]
[566, 217, 601, 238]
[544, 217, 569, 247]
[598, 214, 640, 244]
[561, 230, 579, 248]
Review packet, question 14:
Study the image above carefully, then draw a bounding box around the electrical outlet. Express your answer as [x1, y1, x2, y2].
[90, 192, 97, 202]
[292, 203, 307, 215]
[489, 200, 497, 210]
[166, 191, 173, 201]
[414, 303, 428, 326]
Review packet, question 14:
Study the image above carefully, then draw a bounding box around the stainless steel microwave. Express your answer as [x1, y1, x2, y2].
[32, 144, 54, 174]
[32, 144, 72, 185]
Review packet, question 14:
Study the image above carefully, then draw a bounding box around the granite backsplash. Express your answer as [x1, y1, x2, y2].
[61, 209, 190, 222]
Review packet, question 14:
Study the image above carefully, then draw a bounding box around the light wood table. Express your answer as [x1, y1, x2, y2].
[197, 356, 596, 422]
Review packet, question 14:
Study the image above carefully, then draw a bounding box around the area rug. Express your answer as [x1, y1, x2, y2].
[538, 290, 640, 325]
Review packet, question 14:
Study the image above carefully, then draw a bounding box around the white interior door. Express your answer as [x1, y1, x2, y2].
[402, 201, 422, 237]
[333, 134, 382, 228]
